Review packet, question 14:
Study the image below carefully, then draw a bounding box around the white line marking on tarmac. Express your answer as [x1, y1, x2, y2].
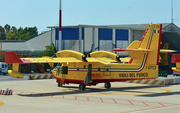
[127, 104, 180, 113]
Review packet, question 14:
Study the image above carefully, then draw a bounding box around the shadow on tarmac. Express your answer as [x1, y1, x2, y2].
[18, 85, 174, 97]
[137, 91, 180, 97]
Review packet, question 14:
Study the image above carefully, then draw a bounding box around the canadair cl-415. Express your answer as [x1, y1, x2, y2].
[5, 23, 173, 90]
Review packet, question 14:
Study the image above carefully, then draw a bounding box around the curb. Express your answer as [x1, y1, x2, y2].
[29, 74, 54, 80]
[121, 77, 180, 86]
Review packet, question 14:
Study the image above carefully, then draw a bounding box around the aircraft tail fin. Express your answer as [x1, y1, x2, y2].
[113, 24, 162, 66]
[126, 23, 162, 65]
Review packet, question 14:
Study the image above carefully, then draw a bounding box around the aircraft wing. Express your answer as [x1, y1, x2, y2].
[21, 57, 83, 63]
[160, 49, 176, 53]
[5, 51, 85, 79]
[5, 51, 115, 78]
[5, 52, 83, 64]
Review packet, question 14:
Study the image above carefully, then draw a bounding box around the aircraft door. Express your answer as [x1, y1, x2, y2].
[62, 66, 68, 74]
[61, 66, 68, 84]
[103, 66, 111, 76]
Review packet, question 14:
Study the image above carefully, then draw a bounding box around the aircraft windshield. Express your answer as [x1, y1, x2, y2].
[56, 66, 62, 74]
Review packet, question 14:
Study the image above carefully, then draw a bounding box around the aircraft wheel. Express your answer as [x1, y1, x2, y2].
[79, 83, 86, 90]
[58, 83, 63, 87]
[104, 82, 111, 89]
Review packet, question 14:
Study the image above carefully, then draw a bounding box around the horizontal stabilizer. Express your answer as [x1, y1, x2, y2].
[113, 48, 152, 52]
[113, 48, 130, 51]
[5, 52, 23, 63]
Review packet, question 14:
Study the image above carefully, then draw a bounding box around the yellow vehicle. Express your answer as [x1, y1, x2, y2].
[171, 54, 180, 75]
[5, 23, 171, 90]
[159, 43, 170, 66]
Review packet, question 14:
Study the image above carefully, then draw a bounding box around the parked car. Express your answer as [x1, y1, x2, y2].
[173, 71, 180, 76]
[0, 62, 8, 75]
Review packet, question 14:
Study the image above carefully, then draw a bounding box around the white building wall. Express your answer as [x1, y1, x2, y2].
[84, 27, 99, 52]
[84, 28, 93, 52]
[133, 30, 145, 41]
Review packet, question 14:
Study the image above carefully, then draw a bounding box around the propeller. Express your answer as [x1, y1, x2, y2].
[52, 43, 57, 57]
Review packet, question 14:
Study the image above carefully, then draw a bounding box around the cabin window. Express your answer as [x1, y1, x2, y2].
[77, 68, 79, 71]
[98, 68, 100, 71]
[5, 64, 7, 68]
[84, 65, 86, 69]
[103, 66, 111, 76]
[62, 66, 68, 74]
[2, 64, 4, 68]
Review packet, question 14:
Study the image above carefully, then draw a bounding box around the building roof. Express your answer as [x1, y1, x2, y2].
[47, 23, 179, 31]
[2, 30, 55, 52]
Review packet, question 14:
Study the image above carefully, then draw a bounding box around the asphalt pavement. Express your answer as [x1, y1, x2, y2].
[0, 74, 33, 81]
[0, 79, 180, 113]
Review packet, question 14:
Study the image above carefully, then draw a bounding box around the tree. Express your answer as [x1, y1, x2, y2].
[6, 31, 16, 40]
[4, 24, 11, 34]
[28, 26, 38, 38]
[39, 45, 55, 57]
[0, 26, 6, 40]
[11, 26, 17, 33]
[15, 27, 30, 40]
[6, 26, 17, 40]
[3, 25, 39, 40]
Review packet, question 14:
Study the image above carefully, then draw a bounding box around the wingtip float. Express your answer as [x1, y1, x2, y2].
[8, 70, 24, 79]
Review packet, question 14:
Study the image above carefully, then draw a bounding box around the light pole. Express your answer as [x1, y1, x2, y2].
[59, 0, 62, 51]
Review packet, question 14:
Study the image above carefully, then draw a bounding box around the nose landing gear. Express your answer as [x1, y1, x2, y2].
[104, 82, 111, 89]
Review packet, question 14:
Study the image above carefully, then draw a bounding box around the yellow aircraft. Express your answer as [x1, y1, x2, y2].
[5, 23, 165, 90]
[171, 54, 180, 73]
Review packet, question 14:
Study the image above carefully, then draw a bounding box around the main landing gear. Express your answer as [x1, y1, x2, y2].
[78, 64, 92, 91]
[58, 83, 63, 87]
[79, 83, 86, 90]
[104, 82, 111, 89]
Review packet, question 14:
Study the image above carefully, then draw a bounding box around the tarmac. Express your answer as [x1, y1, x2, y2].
[0, 78, 180, 113]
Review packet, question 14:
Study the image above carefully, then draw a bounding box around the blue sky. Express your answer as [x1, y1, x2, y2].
[0, 0, 179, 33]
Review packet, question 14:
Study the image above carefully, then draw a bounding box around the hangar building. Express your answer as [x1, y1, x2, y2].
[2, 23, 180, 56]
